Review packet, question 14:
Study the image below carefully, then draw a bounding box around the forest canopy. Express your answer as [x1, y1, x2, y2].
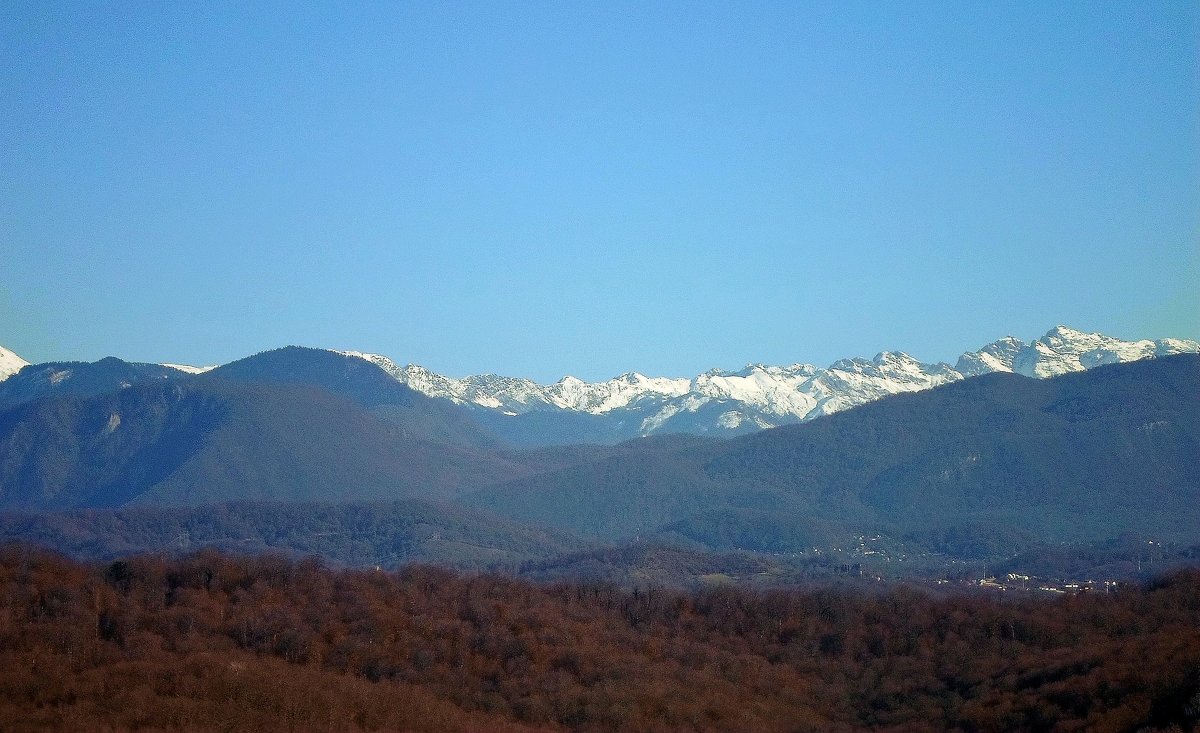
[1, 544, 1198, 732]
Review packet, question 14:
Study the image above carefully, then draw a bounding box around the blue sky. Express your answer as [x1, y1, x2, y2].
[2, 1, 1197, 381]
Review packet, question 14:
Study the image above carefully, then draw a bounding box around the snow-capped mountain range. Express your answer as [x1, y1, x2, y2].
[341, 326, 1200, 437]
[1, 326, 1196, 442]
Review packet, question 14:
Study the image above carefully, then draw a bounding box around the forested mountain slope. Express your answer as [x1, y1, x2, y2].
[203, 346, 502, 448]
[0, 357, 187, 411]
[470, 355, 1200, 545]
[0, 380, 527, 509]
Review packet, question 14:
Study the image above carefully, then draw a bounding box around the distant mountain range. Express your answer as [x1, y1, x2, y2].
[0, 326, 1196, 581]
[465, 355, 1200, 548]
[344, 326, 1199, 443]
[3, 326, 1195, 445]
[0, 350, 1195, 582]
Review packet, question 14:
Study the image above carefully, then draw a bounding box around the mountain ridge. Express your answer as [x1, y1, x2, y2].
[342, 326, 1199, 443]
[0, 378, 529, 510]
[3, 326, 1196, 445]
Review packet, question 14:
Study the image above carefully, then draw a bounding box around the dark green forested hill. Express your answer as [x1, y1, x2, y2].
[469, 355, 1200, 547]
[0, 348, 506, 450]
[202, 346, 503, 449]
[703, 354, 1200, 541]
[0, 357, 187, 411]
[0, 380, 530, 510]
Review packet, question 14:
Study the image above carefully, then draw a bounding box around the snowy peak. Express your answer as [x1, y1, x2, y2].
[955, 336, 1025, 377]
[957, 326, 1197, 380]
[1015, 325, 1114, 378]
[545, 372, 690, 414]
[0, 344, 30, 381]
[691, 364, 817, 416]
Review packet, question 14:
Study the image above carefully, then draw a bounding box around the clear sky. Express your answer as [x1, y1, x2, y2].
[2, 1, 1197, 381]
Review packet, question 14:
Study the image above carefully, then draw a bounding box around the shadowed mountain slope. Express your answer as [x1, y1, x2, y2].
[468, 355, 1200, 545]
[0, 357, 187, 411]
[0, 380, 527, 510]
[0, 348, 504, 451]
[202, 346, 502, 449]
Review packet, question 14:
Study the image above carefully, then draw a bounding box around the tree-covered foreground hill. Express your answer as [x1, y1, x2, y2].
[1, 545, 1198, 732]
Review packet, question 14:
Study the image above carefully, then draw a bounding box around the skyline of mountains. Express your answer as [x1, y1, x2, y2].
[3, 325, 1194, 445]
[347, 326, 1199, 432]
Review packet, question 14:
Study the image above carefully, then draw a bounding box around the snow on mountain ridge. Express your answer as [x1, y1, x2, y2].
[954, 336, 1026, 377]
[545, 372, 691, 413]
[3, 328, 1194, 439]
[161, 363, 216, 375]
[336, 350, 688, 414]
[0, 345, 30, 381]
[340, 326, 1199, 437]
